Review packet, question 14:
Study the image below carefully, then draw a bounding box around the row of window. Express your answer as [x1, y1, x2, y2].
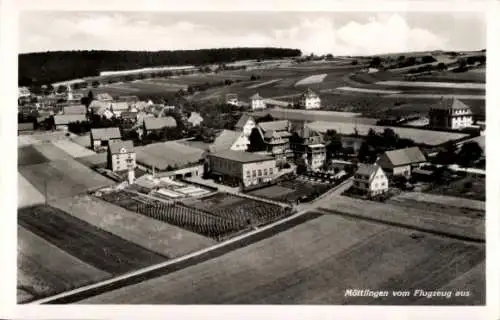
[246, 167, 274, 178]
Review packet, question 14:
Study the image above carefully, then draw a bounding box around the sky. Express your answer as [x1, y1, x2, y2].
[19, 11, 486, 56]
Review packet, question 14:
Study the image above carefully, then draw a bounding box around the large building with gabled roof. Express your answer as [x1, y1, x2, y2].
[428, 98, 473, 130]
[378, 146, 427, 177]
[209, 129, 249, 153]
[250, 93, 266, 110]
[234, 113, 256, 137]
[90, 127, 122, 151]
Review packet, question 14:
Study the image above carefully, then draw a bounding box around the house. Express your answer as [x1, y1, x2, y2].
[209, 129, 250, 153]
[207, 150, 277, 187]
[107, 140, 136, 173]
[53, 114, 87, 130]
[90, 127, 122, 151]
[250, 93, 266, 110]
[257, 120, 293, 163]
[187, 112, 203, 127]
[428, 98, 473, 130]
[299, 89, 321, 110]
[226, 93, 239, 106]
[234, 113, 256, 137]
[120, 111, 139, 122]
[96, 93, 114, 102]
[352, 164, 389, 196]
[18, 87, 31, 98]
[378, 146, 427, 177]
[143, 117, 177, 135]
[63, 105, 87, 115]
[291, 124, 326, 170]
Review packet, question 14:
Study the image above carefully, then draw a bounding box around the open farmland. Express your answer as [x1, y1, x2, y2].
[376, 80, 485, 90]
[51, 139, 95, 158]
[417, 69, 485, 84]
[295, 73, 328, 86]
[427, 174, 485, 202]
[18, 204, 167, 275]
[248, 179, 334, 203]
[53, 194, 216, 258]
[390, 192, 485, 212]
[18, 226, 111, 303]
[81, 213, 484, 305]
[18, 173, 45, 208]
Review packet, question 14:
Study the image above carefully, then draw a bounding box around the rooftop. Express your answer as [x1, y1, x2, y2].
[234, 113, 254, 129]
[109, 140, 134, 154]
[209, 150, 274, 163]
[250, 93, 263, 100]
[54, 114, 87, 125]
[355, 164, 381, 182]
[90, 127, 122, 141]
[63, 105, 87, 115]
[259, 120, 290, 132]
[382, 147, 427, 166]
[135, 141, 204, 171]
[431, 98, 472, 112]
[209, 130, 246, 153]
[144, 117, 177, 130]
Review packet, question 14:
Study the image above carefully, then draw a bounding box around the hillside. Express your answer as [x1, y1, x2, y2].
[18, 47, 302, 86]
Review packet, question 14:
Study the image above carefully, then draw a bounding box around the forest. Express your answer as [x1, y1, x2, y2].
[19, 47, 301, 86]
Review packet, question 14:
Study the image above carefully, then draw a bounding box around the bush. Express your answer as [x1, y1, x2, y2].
[283, 163, 291, 169]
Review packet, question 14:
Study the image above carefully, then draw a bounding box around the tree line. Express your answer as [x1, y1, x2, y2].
[19, 47, 301, 86]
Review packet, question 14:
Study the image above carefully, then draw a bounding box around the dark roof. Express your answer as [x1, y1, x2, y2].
[209, 130, 246, 153]
[90, 127, 122, 141]
[108, 140, 134, 154]
[63, 105, 87, 115]
[18, 122, 35, 131]
[209, 150, 274, 163]
[144, 117, 177, 130]
[259, 120, 290, 132]
[355, 164, 382, 183]
[54, 114, 87, 125]
[235, 113, 253, 130]
[383, 147, 426, 166]
[431, 98, 472, 111]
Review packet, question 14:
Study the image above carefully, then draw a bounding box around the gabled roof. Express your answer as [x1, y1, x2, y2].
[120, 111, 138, 120]
[259, 120, 290, 132]
[109, 140, 134, 154]
[54, 114, 87, 125]
[187, 112, 204, 124]
[235, 113, 254, 130]
[264, 130, 292, 139]
[117, 95, 139, 103]
[209, 150, 274, 163]
[143, 116, 177, 130]
[209, 129, 246, 153]
[250, 93, 263, 100]
[382, 147, 426, 166]
[90, 127, 122, 141]
[110, 102, 129, 111]
[96, 93, 113, 101]
[89, 100, 112, 111]
[301, 88, 319, 99]
[355, 164, 382, 183]
[63, 105, 87, 115]
[431, 98, 471, 112]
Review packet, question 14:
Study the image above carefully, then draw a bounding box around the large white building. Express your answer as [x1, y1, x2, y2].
[299, 89, 321, 110]
[250, 93, 266, 110]
[428, 98, 473, 130]
[107, 140, 136, 173]
[234, 114, 257, 137]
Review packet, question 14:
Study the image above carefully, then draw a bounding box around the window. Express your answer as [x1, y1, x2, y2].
[252, 170, 256, 177]
[381, 182, 385, 187]
[269, 168, 273, 175]
[246, 171, 251, 177]
[258, 169, 262, 177]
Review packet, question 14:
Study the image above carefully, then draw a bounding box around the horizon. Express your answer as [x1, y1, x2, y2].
[19, 11, 486, 56]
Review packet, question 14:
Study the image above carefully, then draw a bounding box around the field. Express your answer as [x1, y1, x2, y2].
[390, 192, 485, 211]
[248, 178, 333, 203]
[18, 226, 111, 303]
[376, 80, 485, 90]
[81, 213, 484, 305]
[295, 73, 328, 86]
[427, 174, 485, 202]
[51, 139, 95, 158]
[18, 173, 45, 208]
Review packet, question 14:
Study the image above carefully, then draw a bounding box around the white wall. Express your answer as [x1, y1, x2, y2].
[111, 152, 136, 172]
[242, 159, 277, 186]
[252, 99, 266, 110]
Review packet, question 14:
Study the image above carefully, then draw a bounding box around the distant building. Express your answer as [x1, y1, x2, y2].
[143, 116, 177, 135]
[209, 129, 249, 153]
[250, 93, 266, 110]
[107, 140, 136, 173]
[96, 93, 114, 102]
[90, 127, 122, 151]
[207, 150, 277, 187]
[63, 105, 87, 115]
[378, 146, 427, 177]
[187, 112, 204, 127]
[353, 164, 388, 196]
[257, 120, 293, 164]
[226, 93, 239, 106]
[299, 89, 321, 110]
[428, 98, 473, 130]
[53, 114, 87, 130]
[234, 113, 256, 137]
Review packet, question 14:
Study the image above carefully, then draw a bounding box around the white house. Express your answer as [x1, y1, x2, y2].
[234, 114, 256, 137]
[299, 89, 321, 110]
[352, 164, 389, 196]
[378, 147, 427, 177]
[428, 98, 473, 130]
[250, 93, 266, 110]
[209, 129, 250, 153]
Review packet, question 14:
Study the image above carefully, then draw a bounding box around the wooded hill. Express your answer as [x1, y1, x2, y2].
[19, 47, 301, 86]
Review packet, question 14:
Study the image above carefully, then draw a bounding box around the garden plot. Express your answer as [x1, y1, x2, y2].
[376, 80, 485, 90]
[295, 73, 328, 86]
[81, 214, 484, 305]
[246, 79, 282, 89]
[53, 194, 216, 258]
[390, 192, 485, 211]
[32, 142, 74, 162]
[18, 173, 45, 208]
[427, 174, 485, 202]
[248, 178, 333, 203]
[18, 204, 167, 275]
[52, 139, 95, 158]
[334, 86, 401, 94]
[18, 145, 49, 166]
[17, 226, 111, 303]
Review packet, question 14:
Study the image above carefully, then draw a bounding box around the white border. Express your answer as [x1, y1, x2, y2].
[1, 0, 497, 319]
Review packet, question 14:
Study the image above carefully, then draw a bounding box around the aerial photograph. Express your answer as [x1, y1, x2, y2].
[17, 11, 486, 305]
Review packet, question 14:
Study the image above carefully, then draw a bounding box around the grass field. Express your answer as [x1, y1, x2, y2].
[18, 226, 111, 303]
[80, 213, 484, 305]
[295, 73, 328, 86]
[18, 173, 45, 208]
[51, 139, 95, 158]
[18, 145, 49, 166]
[248, 179, 333, 203]
[427, 174, 485, 202]
[390, 192, 485, 211]
[376, 80, 485, 90]
[18, 204, 167, 275]
[53, 194, 216, 258]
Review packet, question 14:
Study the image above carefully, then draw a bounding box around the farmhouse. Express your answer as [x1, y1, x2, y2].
[207, 150, 277, 187]
[187, 112, 204, 127]
[258, 120, 293, 164]
[63, 105, 87, 115]
[234, 113, 256, 137]
[143, 117, 177, 135]
[135, 141, 205, 179]
[378, 147, 427, 177]
[107, 140, 136, 173]
[53, 114, 87, 130]
[90, 127, 122, 151]
[250, 93, 266, 110]
[352, 164, 389, 196]
[209, 129, 249, 153]
[428, 98, 473, 130]
[299, 89, 321, 110]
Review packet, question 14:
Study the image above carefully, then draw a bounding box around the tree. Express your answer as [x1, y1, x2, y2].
[44, 84, 54, 95]
[435, 141, 458, 165]
[56, 85, 67, 94]
[422, 55, 437, 64]
[457, 141, 483, 167]
[351, 59, 358, 65]
[92, 80, 100, 88]
[437, 62, 447, 71]
[369, 56, 382, 67]
[247, 128, 266, 152]
[29, 84, 43, 95]
[357, 141, 377, 163]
